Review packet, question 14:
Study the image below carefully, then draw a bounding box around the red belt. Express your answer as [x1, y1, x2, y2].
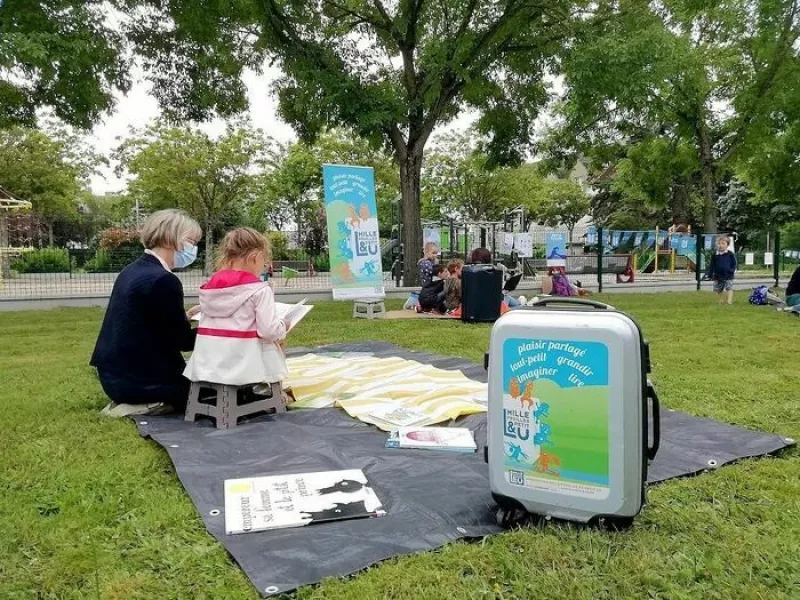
[197, 327, 259, 339]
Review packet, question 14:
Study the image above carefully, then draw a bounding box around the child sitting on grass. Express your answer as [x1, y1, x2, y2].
[706, 236, 737, 305]
[418, 264, 450, 313]
[184, 227, 290, 389]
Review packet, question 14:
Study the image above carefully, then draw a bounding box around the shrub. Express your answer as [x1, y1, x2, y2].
[84, 249, 141, 273]
[10, 248, 72, 273]
[312, 254, 330, 273]
[96, 227, 141, 251]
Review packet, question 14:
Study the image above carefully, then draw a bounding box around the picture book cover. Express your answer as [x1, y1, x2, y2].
[386, 427, 477, 452]
[224, 469, 385, 535]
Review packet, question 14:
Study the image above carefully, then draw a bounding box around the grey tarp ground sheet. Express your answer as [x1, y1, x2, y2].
[135, 341, 794, 596]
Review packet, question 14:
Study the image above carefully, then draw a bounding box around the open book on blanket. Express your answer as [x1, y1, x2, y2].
[191, 298, 313, 333]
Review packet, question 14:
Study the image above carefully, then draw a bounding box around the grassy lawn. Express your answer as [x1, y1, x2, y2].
[1, 292, 798, 599]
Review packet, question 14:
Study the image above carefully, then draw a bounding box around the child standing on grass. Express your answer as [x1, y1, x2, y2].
[184, 227, 290, 388]
[707, 236, 737, 305]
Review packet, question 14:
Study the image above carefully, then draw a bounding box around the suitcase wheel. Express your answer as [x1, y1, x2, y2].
[495, 507, 530, 529]
[592, 515, 635, 531]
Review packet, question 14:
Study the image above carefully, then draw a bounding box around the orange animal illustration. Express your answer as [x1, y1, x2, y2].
[348, 204, 360, 228]
[535, 451, 561, 476]
[332, 263, 356, 282]
[508, 377, 521, 399]
[519, 381, 535, 409]
[359, 203, 371, 220]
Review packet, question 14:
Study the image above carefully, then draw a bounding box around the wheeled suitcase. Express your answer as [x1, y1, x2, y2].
[486, 298, 660, 527]
[461, 264, 503, 323]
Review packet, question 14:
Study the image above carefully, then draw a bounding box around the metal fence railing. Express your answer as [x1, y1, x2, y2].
[0, 217, 794, 301]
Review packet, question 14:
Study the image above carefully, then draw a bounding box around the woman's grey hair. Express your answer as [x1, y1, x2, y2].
[140, 209, 202, 250]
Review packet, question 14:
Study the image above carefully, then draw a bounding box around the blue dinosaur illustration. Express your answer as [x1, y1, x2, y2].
[533, 403, 549, 421]
[337, 221, 350, 236]
[534, 427, 552, 446]
[360, 260, 378, 277]
[337, 238, 353, 259]
[506, 442, 529, 463]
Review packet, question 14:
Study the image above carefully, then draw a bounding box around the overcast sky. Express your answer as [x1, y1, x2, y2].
[87, 65, 478, 195]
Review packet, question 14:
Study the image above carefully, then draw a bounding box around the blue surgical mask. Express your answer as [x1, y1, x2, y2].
[174, 242, 198, 269]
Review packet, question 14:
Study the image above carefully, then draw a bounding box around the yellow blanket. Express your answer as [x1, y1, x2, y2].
[285, 353, 487, 430]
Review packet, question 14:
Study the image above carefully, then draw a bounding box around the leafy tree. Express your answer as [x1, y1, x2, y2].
[0, 127, 83, 246]
[115, 123, 269, 273]
[547, 0, 800, 231]
[536, 178, 590, 243]
[0, 1, 129, 128]
[423, 131, 505, 223]
[119, 1, 575, 284]
[251, 130, 399, 235]
[718, 178, 796, 249]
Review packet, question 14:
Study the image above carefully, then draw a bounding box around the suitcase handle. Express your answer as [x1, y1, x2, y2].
[525, 297, 611, 310]
[646, 381, 660, 460]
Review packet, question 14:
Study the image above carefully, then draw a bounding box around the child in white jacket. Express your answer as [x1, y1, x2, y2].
[184, 228, 289, 386]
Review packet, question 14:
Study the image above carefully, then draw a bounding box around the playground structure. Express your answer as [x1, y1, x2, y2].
[0, 186, 33, 282]
[589, 227, 717, 283]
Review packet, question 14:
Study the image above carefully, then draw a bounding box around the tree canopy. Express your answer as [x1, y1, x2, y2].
[115, 123, 270, 272]
[0, 127, 89, 245]
[118, 0, 579, 284]
[0, 1, 129, 129]
[545, 0, 800, 232]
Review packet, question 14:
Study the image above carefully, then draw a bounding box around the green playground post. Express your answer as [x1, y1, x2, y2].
[597, 227, 604, 293]
[773, 229, 780, 288]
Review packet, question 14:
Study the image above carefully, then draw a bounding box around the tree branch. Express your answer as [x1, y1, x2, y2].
[721, 0, 800, 161]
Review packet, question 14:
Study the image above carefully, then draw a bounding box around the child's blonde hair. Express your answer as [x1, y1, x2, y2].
[216, 227, 272, 270]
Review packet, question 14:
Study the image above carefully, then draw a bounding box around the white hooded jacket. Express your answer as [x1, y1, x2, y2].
[183, 270, 287, 385]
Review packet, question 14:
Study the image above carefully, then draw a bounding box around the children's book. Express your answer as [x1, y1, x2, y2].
[192, 298, 313, 332]
[224, 469, 385, 535]
[385, 427, 477, 453]
[366, 406, 428, 428]
[275, 298, 314, 332]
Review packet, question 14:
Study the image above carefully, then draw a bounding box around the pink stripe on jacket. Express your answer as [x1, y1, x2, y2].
[183, 270, 288, 385]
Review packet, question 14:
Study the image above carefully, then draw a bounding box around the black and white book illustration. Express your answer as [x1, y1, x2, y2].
[224, 469, 385, 535]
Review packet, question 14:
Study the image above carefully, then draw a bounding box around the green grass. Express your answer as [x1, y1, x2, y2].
[1, 293, 798, 599]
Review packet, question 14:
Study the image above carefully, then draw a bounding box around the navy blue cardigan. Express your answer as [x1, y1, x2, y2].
[91, 254, 196, 384]
[707, 251, 737, 281]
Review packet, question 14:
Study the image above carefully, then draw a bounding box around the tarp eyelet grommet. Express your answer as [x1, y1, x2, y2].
[707, 459, 718, 467]
[265, 586, 280, 594]
[170, 444, 179, 448]
[139, 421, 148, 425]
[209, 509, 220, 516]
[457, 527, 467, 534]
[785, 437, 795, 444]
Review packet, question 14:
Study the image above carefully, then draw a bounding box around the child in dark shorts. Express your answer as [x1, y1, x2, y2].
[707, 237, 737, 305]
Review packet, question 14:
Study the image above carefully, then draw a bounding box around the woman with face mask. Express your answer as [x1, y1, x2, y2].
[91, 209, 203, 417]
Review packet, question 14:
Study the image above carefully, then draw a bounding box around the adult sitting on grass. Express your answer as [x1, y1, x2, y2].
[785, 265, 800, 308]
[90, 209, 203, 417]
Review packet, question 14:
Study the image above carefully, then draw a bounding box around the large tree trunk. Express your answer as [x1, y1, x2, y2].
[697, 123, 718, 232]
[204, 223, 214, 275]
[48, 221, 54, 247]
[399, 149, 424, 287]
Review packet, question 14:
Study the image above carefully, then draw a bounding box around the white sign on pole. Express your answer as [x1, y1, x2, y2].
[764, 252, 774, 266]
[502, 233, 515, 255]
[745, 253, 754, 266]
[423, 228, 440, 247]
[515, 233, 534, 258]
